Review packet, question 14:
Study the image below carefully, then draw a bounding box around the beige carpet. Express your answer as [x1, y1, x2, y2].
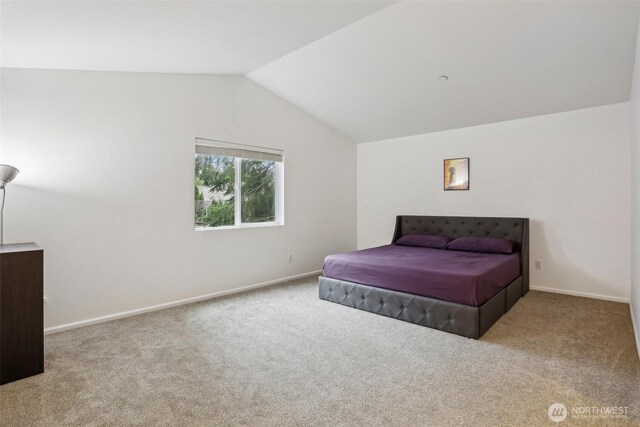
[1, 277, 638, 426]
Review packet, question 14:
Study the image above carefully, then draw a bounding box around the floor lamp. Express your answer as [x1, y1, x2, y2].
[0, 164, 19, 246]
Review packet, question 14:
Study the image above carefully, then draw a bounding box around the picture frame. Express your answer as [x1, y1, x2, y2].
[444, 157, 470, 191]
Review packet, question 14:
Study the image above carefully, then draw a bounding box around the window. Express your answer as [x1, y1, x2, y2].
[194, 139, 284, 229]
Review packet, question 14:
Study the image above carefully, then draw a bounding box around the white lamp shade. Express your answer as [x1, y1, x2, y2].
[0, 164, 19, 189]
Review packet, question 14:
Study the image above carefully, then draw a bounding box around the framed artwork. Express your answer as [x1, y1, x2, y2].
[444, 157, 469, 191]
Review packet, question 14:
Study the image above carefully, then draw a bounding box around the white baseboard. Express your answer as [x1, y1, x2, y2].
[630, 303, 640, 361]
[44, 270, 322, 335]
[529, 285, 630, 303]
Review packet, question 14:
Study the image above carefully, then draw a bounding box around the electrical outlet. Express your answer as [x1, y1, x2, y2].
[535, 260, 543, 270]
[288, 254, 292, 263]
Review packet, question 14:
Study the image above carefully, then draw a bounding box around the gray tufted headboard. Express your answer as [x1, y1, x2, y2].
[391, 215, 529, 295]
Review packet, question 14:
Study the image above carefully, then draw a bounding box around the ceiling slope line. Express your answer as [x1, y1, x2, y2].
[245, 1, 397, 76]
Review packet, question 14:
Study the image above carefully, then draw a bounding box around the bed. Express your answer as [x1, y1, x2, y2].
[318, 215, 529, 339]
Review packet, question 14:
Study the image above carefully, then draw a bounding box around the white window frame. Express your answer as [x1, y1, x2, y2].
[195, 139, 284, 231]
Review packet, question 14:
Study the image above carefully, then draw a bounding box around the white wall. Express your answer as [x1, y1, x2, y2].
[0, 68, 357, 330]
[630, 24, 640, 356]
[358, 103, 631, 302]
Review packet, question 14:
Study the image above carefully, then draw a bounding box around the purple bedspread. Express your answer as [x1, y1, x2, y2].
[323, 245, 520, 307]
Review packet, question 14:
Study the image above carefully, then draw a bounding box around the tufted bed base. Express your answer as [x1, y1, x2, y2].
[319, 275, 522, 339]
[319, 215, 529, 339]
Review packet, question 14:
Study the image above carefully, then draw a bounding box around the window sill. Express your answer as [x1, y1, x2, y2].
[195, 223, 284, 232]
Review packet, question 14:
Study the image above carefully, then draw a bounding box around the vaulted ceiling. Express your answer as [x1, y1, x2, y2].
[0, 1, 391, 74]
[3, 1, 640, 143]
[250, 1, 640, 142]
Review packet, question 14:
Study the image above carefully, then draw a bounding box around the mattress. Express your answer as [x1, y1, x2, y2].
[322, 245, 520, 307]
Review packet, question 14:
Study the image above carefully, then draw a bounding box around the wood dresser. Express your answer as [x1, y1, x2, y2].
[0, 243, 44, 385]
